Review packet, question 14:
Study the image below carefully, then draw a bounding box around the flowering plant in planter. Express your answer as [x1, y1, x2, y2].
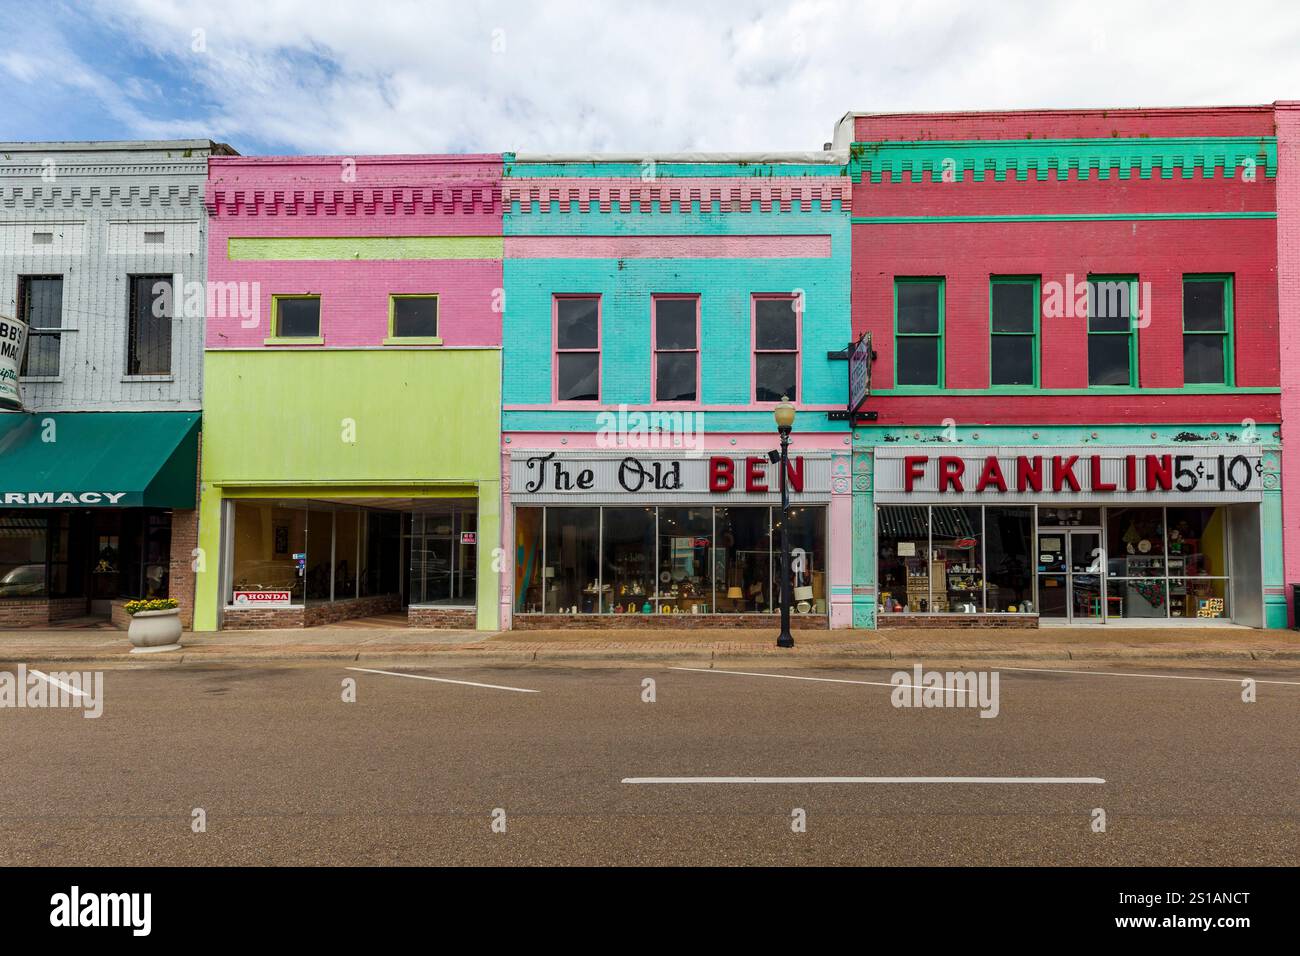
[124, 598, 179, 616]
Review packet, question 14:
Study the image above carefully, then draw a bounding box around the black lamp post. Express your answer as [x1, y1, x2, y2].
[774, 396, 796, 648]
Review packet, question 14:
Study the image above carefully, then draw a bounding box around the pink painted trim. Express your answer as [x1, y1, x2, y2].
[505, 235, 832, 259]
[750, 293, 802, 403]
[504, 178, 852, 214]
[552, 293, 602, 403]
[651, 293, 701, 403]
[503, 432, 851, 450]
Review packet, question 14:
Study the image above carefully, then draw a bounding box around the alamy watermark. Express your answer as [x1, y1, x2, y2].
[891, 664, 1000, 718]
[0, 664, 103, 718]
[596, 404, 706, 456]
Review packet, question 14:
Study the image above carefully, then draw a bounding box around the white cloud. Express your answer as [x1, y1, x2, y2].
[20, 0, 1300, 153]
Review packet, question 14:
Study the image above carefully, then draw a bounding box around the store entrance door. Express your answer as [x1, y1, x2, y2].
[1037, 530, 1104, 623]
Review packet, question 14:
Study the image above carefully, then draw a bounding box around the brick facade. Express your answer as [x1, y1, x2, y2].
[407, 606, 477, 629]
[221, 593, 402, 630]
[513, 613, 829, 630]
[0, 597, 88, 628]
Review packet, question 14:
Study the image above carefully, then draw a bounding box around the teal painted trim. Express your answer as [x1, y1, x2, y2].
[850, 423, 1280, 445]
[866, 386, 1278, 396]
[505, 161, 846, 179]
[502, 410, 852, 433]
[848, 136, 1277, 184]
[505, 207, 848, 236]
[851, 212, 1277, 224]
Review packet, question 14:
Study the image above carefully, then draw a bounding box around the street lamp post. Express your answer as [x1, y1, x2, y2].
[774, 396, 796, 648]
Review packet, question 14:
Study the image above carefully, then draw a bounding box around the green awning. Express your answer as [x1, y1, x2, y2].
[0, 411, 200, 508]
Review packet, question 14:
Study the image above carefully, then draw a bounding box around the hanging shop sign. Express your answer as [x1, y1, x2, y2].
[873, 445, 1264, 504]
[848, 333, 872, 414]
[510, 449, 832, 503]
[0, 314, 29, 411]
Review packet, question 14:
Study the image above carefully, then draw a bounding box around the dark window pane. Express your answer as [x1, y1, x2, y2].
[128, 275, 172, 375]
[392, 296, 438, 337]
[556, 298, 599, 349]
[656, 351, 697, 401]
[557, 351, 599, 401]
[991, 282, 1034, 333]
[1088, 280, 1132, 332]
[896, 282, 940, 334]
[1088, 334, 1131, 385]
[1184, 281, 1225, 332]
[20, 276, 63, 328]
[991, 335, 1034, 385]
[655, 298, 697, 349]
[20, 334, 60, 377]
[755, 298, 797, 350]
[278, 298, 320, 337]
[897, 337, 939, 386]
[755, 353, 797, 402]
[1184, 334, 1226, 384]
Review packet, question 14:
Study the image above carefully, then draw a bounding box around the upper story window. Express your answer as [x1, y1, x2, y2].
[653, 295, 699, 402]
[271, 295, 322, 340]
[989, 277, 1038, 387]
[18, 275, 63, 377]
[1087, 276, 1137, 387]
[753, 295, 799, 402]
[1183, 276, 1233, 386]
[894, 278, 943, 387]
[127, 274, 173, 376]
[388, 294, 439, 342]
[555, 295, 600, 402]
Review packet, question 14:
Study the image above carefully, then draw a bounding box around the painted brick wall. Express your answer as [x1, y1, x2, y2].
[501, 163, 853, 433]
[852, 106, 1276, 142]
[205, 155, 504, 349]
[1276, 102, 1300, 623]
[0, 140, 221, 411]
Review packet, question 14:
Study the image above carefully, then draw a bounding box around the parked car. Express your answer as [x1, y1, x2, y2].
[0, 564, 45, 597]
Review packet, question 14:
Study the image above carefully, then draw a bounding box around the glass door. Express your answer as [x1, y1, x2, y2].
[1037, 530, 1104, 623]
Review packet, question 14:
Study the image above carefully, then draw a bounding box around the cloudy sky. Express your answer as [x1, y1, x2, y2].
[2, 0, 1299, 155]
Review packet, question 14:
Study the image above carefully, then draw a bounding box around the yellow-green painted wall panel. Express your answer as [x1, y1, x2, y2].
[228, 236, 504, 260]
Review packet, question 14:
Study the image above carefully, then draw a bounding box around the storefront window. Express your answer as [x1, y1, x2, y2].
[602, 507, 655, 613]
[408, 505, 478, 606]
[782, 505, 826, 614]
[514, 507, 544, 613]
[0, 514, 48, 598]
[545, 507, 600, 613]
[231, 501, 307, 602]
[716, 507, 771, 613]
[657, 507, 714, 614]
[305, 504, 333, 602]
[932, 506, 983, 612]
[334, 509, 359, 600]
[361, 511, 400, 598]
[985, 507, 1033, 612]
[876, 506, 929, 613]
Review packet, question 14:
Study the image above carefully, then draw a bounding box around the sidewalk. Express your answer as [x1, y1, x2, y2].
[2, 624, 1299, 667]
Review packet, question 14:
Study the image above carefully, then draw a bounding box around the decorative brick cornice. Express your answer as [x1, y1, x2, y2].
[0, 183, 206, 210]
[205, 185, 503, 217]
[850, 137, 1277, 184]
[503, 178, 852, 213]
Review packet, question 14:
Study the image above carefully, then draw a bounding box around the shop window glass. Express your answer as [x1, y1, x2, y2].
[545, 507, 600, 613]
[656, 507, 714, 613]
[304, 505, 333, 602]
[716, 507, 771, 613]
[780, 505, 827, 615]
[391, 295, 438, 338]
[931, 506, 984, 612]
[601, 507, 656, 613]
[514, 507, 545, 613]
[230, 502, 307, 603]
[361, 511, 400, 597]
[1167, 506, 1229, 619]
[985, 506, 1033, 612]
[1106, 507, 1166, 576]
[876, 505, 931, 613]
[0, 513, 48, 598]
[334, 509, 360, 600]
[274, 296, 321, 338]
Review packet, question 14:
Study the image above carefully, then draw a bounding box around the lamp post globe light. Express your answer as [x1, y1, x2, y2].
[774, 396, 796, 648]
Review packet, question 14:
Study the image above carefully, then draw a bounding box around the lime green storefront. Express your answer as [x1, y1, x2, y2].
[194, 348, 502, 631]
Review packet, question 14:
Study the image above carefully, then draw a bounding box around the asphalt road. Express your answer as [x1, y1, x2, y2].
[1, 660, 1296, 865]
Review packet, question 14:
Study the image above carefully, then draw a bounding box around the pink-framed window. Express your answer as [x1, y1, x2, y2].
[753, 293, 801, 402]
[554, 294, 601, 402]
[652, 294, 700, 402]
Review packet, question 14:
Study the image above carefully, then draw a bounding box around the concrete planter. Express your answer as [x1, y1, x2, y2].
[128, 608, 183, 653]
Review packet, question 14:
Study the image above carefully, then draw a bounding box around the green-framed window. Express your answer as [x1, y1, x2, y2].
[989, 276, 1039, 387]
[1182, 275, 1233, 386]
[269, 294, 322, 342]
[1086, 275, 1138, 387]
[894, 277, 944, 387]
[387, 294, 440, 344]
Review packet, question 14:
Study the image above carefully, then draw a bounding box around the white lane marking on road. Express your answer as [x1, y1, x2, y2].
[622, 776, 1105, 785]
[345, 667, 539, 694]
[999, 665, 1300, 687]
[28, 669, 88, 698]
[668, 666, 974, 695]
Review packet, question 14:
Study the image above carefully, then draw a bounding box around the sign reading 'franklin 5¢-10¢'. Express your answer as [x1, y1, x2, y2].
[0, 314, 29, 411]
